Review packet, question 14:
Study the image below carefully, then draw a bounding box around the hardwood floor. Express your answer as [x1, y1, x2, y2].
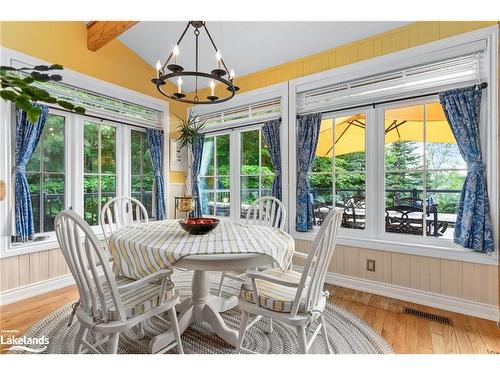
[1, 284, 499, 354]
[327, 285, 500, 354]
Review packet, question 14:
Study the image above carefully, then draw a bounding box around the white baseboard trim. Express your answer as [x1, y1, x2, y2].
[326, 272, 500, 322]
[0, 274, 75, 306]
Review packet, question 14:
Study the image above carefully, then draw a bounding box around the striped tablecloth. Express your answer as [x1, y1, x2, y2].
[109, 220, 295, 280]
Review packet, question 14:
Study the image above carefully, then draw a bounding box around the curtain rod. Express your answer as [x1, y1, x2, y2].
[296, 82, 488, 119]
[203, 117, 282, 135]
[46, 105, 154, 131]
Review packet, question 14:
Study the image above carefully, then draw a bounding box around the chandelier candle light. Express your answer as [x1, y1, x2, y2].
[152, 21, 239, 104]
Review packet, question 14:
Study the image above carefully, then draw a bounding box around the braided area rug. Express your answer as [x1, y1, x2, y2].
[13, 272, 392, 354]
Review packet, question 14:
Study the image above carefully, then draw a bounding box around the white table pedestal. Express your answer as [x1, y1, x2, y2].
[149, 270, 239, 353]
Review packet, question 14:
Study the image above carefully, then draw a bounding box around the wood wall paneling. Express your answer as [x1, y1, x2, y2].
[391, 252, 411, 287]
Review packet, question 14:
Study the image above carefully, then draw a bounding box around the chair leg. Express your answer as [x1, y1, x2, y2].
[320, 315, 331, 354]
[236, 310, 250, 351]
[217, 272, 226, 296]
[137, 322, 146, 339]
[74, 326, 88, 354]
[296, 324, 308, 354]
[107, 332, 120, 354]
[266, 317, 273, 334]
[167, 308, 184, 354]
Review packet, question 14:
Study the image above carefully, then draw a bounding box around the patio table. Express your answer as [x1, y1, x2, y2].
[109, 220, 294, 353]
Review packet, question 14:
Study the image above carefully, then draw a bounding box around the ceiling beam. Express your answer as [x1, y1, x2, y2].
[87, 21, 139, 51]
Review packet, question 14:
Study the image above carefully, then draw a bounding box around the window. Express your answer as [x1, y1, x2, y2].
[309, 113, 366, 229]
[384, 102, 466, 239]
[199, 134, 230, 217]
[83, 122, 117, 226]
[131, 129, 154, 217]
[240, 128, 275, 218]
[25, 114, 65, 234]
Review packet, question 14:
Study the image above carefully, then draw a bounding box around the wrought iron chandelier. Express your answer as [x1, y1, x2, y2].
[151, 21, 239, 105]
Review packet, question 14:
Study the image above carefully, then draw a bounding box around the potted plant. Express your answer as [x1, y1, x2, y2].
[174, 115, 206, 214]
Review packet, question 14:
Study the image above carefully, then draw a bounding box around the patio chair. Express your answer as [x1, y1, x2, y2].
[312, 200, 330, 226]
[387, 197, 447, 237]
[341, 195, 365, 229]
[54, 210, 184, 354]
[217, 196, 287, 298]
[236, 208, 343, 354]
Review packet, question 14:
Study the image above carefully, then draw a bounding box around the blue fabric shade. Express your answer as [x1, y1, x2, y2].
[190, 134, 205, 218]
[262, 119, 282, 201]
[439, 86, 494, 252]
[146, 128, 166, 220]
[14, 104, 49, 241]
[296, 113, 322, 232]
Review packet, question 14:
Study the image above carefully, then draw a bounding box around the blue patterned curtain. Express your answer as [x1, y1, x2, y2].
[296, 113, 322, 232]
[190, 134, 205, 218]
[439, 86, 493, 252]
[14, 104, 49, 242]
[146, 128, 166, 220]
[262, 119, 282, 200]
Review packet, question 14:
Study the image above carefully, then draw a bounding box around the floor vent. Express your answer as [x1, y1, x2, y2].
[403, 307, 453, 325]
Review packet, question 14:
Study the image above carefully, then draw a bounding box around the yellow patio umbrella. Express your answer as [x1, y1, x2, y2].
[315, 103, 457, 157]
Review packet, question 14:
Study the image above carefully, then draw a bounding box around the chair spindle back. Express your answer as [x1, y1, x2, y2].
[55, 211, 126, 322]
[245, 196, 286, 230]
[100, 196, 149, 241]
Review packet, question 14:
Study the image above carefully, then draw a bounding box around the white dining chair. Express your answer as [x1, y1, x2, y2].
[54, 210, 184, 354]
[100, 196, 149, 242]
[217, 196, 287, 297]
[236, 208, 343, 354]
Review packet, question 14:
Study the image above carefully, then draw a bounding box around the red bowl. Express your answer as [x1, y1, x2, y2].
[178, 218, 220, 235]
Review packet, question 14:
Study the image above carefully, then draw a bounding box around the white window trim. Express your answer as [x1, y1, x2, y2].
[288, 26, 498, 265]
[189, 83, 290, 229]
[0, 47, 169, 258]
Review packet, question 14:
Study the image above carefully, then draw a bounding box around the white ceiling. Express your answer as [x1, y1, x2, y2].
[118, 21, 411, 92]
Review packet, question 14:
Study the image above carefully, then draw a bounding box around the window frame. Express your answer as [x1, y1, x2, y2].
[82, 120, 118, 227]
[288, 26, 498, 265]
[130, 128, 155, 219]
[239, 126, 276, 219]
[198, 132, 232, 218]
[307, 109, 370, 234]
[377, 97, 468, 245]
[190, 83, 289, 227]
[23, 111, 68, 236]
[0, 47, 169, 258]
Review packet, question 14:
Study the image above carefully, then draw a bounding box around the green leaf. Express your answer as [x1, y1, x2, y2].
[49, 74, 62, 82]
[0, 90, 17, 101]
[32, 87, 51, 99]
[22, 76, 34, 84]
[57, 100, 75, 110]
[27, 107, 42, 123]
[74, 106, 86, 114]
[0, 66, 16, 71]
[31, 71, 50, 82]
[43, 96, 57, 104]
[48, 64, 64, 70]
[33, 65, 50, 71]
[15, 95, 33, 112]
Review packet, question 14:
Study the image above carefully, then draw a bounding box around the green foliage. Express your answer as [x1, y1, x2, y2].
[0, 64, 85, 122]
[175, 115, 206, 149]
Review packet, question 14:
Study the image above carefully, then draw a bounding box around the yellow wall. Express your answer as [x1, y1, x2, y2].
[201, 21, 498, 99]
[0, 21, 188, 184]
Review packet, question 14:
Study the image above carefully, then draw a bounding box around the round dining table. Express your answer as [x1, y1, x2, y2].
[108, 220, 294, 353]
